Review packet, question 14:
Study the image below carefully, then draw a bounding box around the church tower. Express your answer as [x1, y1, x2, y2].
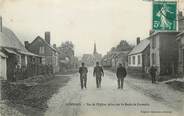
[93, 43, 97, 55]
[92, 42, 102, 64]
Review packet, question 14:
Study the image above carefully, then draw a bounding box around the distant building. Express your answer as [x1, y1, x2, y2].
[149, 32, 179, 75]
[108, 51, 129, 69]
[93, 43, 102, 64]
[81, 43, 102, 66]
[128, 37, 150, 73]
[101, 54, 112, 67]
[25, 32, 59, 73]
[81, 54, 94, 66]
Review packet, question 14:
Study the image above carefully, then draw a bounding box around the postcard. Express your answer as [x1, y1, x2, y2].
[0, 0, 184, 116]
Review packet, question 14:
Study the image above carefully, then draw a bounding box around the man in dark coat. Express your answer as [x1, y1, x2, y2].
[149, 65, 157, 84]
[79, 62, 88, 89]
[116, 63, 127, 89]
[93, 62, 104, 88]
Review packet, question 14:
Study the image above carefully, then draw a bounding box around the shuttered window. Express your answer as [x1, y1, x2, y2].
[138, 55, 141, 65]
[133, 56, 135, 65]
[39, 46, 45, 54]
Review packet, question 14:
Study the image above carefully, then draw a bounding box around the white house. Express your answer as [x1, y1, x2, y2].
[128, 38, 150, 73]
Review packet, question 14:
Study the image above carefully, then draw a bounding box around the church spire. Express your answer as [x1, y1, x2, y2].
[93, 43, 97, 55]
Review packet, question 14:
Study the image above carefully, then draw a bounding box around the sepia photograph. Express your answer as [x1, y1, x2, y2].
[0, 0, 184, 116]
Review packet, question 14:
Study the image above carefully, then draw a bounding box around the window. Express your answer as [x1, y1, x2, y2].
[39, 46, 45, 54]
[152, 36, 156, 49]
[152, 53, 156, 65]
[42, 57, 46, 65]
[182, 49, 184, 73]
[138, 55, 141, 65]
[21, 55, 27, 66]
[133, 56, 135, 65]
[128, 56, 131, 65]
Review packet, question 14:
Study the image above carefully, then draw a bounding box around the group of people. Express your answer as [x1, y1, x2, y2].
[79, 62, 127, 89]
[79, 61, 159, 90]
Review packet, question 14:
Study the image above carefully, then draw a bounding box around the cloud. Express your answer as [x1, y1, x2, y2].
[0, 0, 152, 56]
[0, 0, 21, 8]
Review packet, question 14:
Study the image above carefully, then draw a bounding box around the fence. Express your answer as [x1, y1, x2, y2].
[14, 64, 53, 81]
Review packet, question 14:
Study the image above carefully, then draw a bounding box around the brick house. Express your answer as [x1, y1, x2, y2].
[128, 37, 150, 73]
[149, 32, 179, 75]
[25, 32, 59, 73]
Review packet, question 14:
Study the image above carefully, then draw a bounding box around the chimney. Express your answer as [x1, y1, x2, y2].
[0, 16, 2, 32]
[178, 11, 183, 17]
[45, 32, 50, 45]
[53, 44, 56, 49]
[136, 37, 140, 45]
[24, 41, 30, 49]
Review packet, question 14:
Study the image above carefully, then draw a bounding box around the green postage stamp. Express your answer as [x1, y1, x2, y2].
[152, 1, 177, 31]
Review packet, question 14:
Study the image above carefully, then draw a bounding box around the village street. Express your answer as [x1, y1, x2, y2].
[45, 68, 183, 116]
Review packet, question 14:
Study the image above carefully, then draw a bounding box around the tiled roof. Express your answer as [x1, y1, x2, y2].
[0, 51, 6, 57]
[177, 31, 184, 37]
[0, 27, 28, 52]
[0, 27, 41, 57]
[31, 36, 57, 52]
[128, 39, 150, 55]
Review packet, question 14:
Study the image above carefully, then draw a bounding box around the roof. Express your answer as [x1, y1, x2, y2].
[31, 36, 57, 52]
[149, 31, 179, 38]
[0, 27, 28, 52]
[111, 51, 129, 55]
[4, 48, 18, 55]
[177, 31, 184, 37]
[0, 27, 42, 57]
[17, 50, 42, 57]
[0, 51, 7, 58]
[128, 39, 150, 56]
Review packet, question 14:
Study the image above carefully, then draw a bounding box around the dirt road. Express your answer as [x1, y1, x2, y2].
[45, 68, 182, 116]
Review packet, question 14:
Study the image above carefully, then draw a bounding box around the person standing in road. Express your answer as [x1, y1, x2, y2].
[116, 63, 127, 89]
[93, 62, 104, 88]
[149, 65, 157, 84]
[79, 63, 88, 89]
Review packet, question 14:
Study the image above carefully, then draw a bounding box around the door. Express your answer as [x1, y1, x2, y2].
[0, 57, 7, 80]
[182, 49, 184, 74]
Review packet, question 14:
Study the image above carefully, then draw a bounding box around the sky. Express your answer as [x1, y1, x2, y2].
[0, 0, 183, 56]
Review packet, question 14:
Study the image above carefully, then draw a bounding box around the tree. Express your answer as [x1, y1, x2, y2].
[59, 41, 74, 59]
[116, 40, 132, 51]
[58, 41, 75, 69]
[110, 47, 116, 52]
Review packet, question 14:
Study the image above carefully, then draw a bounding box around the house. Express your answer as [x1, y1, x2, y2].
[101, 54, 112, 67]
[177, 11, 184, 76]
[0, 17, 42, 81]
[178, 11, 184, 32]
[177, 31, 184, 76]
[149, 32, 179, 75]
[111, 51, 129, 68]
[25, 32, 59, 73]
[128, 37, 150, 73]
[81, 54, 94, 66]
